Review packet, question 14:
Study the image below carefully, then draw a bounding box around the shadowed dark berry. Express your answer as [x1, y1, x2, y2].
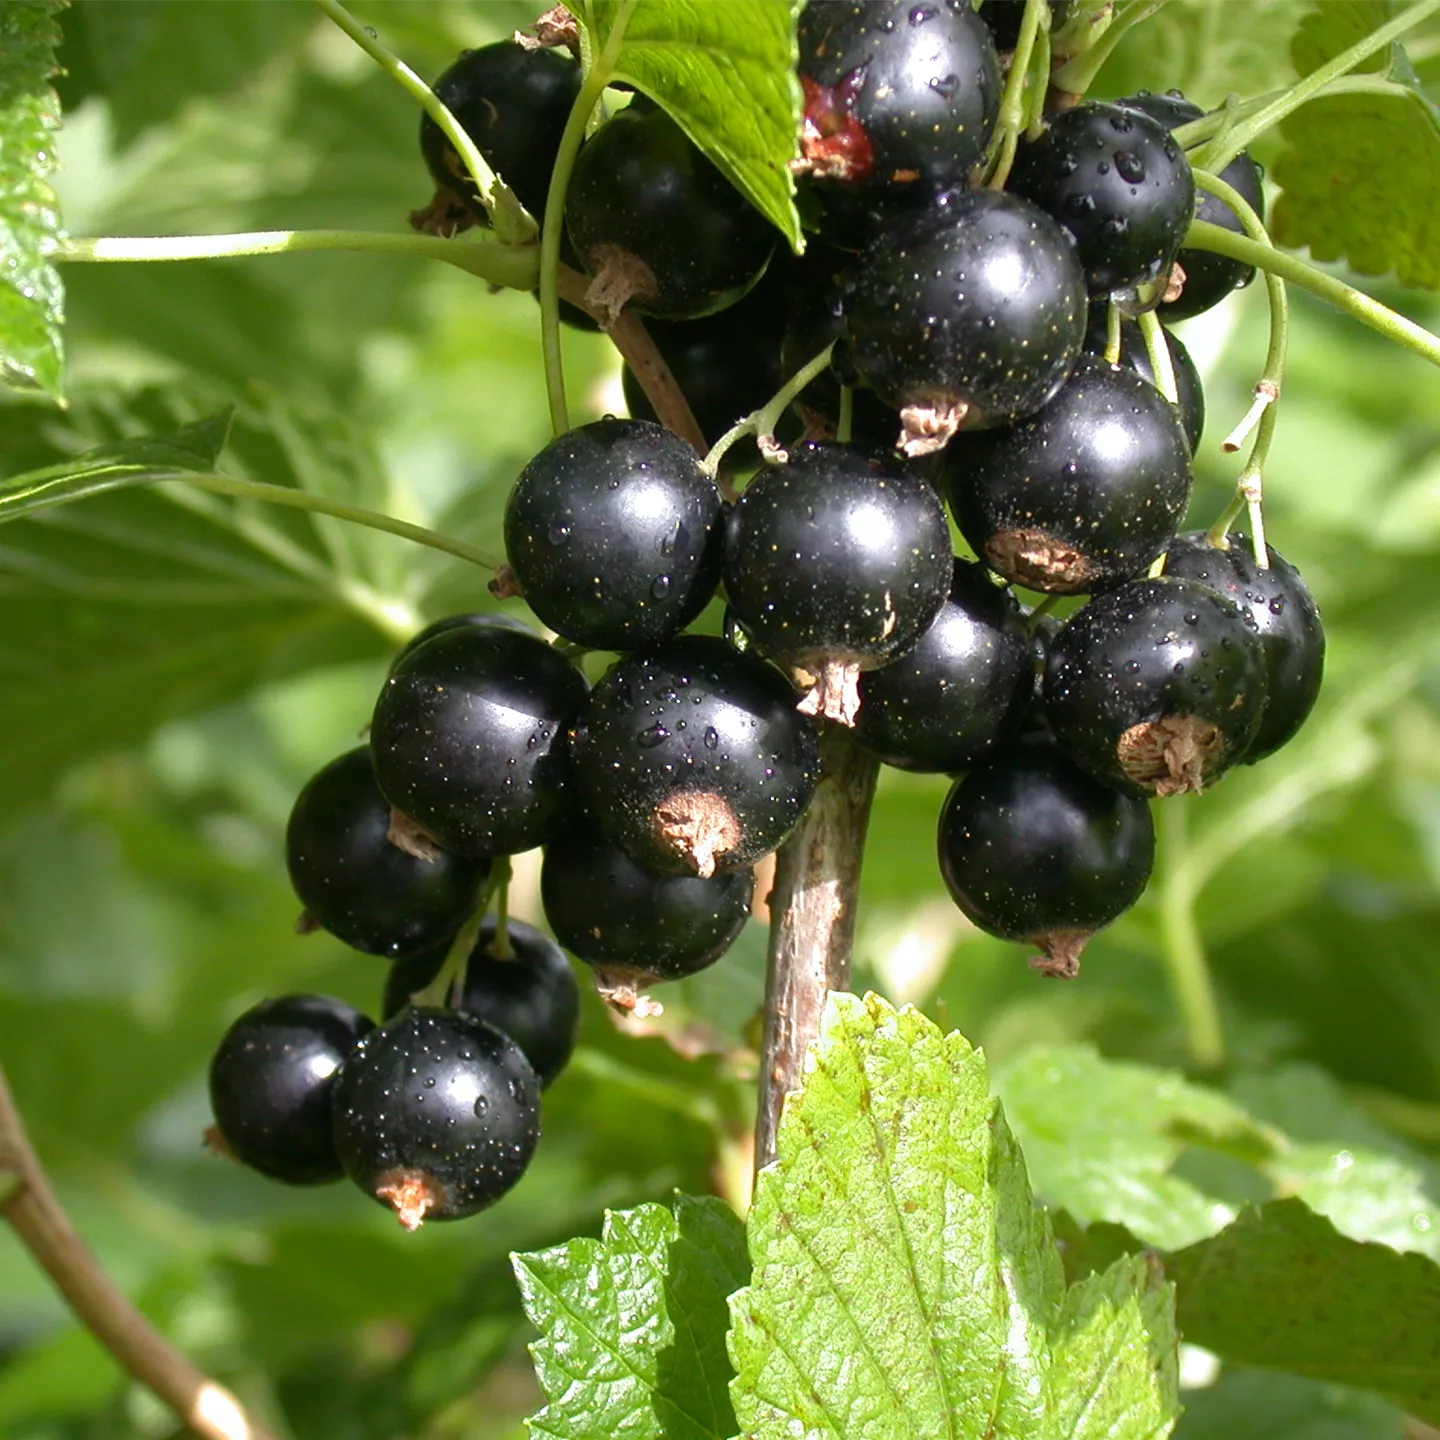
[723, 443, 952, 724]
[372, 625, 587, 859]
[208, 995, 373, 1185]
[937, 739, 1155, 978]
[333, 1008, 539, 1230]
[566, 105, 776, 322]
[978, 0, 1071, 50]
[797, 0, 1001, 199]
[946, 354, 1193, 594]
[1043, 576, 1268, 797]
[1010, 101, 1195, 298]
[1082, 304, 1204, 452]
[843, 188, 1087, 452]
[286, 748, 488, 958]
[569, 635, 821, 877]
[390, 612, 536, 674]
[542, 820, 753, 1015]
[1162, 532, 1324, 761]
[504, 419, 724, 651]
[854, 559, 1032, 771]
[1120, 90, 1266, 320]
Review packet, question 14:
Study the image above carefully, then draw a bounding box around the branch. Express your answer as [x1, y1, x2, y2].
[0, 1061, 277, 1440]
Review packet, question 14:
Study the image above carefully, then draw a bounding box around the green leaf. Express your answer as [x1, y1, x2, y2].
[514, 1194, 748, 1440]
[1166, 1198, 1440, 1424]
[0, 0, 66, 401]
[576, 0, 804, 250]
[728, 993, 1179, 1440]
[1174, 1367, 1406, 1440]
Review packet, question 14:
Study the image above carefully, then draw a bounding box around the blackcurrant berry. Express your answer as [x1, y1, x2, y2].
[797, 1, 1001, 198]
[286, 747, 489, 959]
[208, 995, 373, 1185]
[1043, 576, 1268, 796]
[503, 418, 724, 651]
[566, 104, 776, 322]
[723, 442, 952, 723]
[390, 612, 536, 674]
[1009, 101, 1195, 298]
[978, 0, 1071, 51]
[542, 820, 753, 1015]
[843, 188, 1087, 451]
[371, 625, 587, 859]
[333, 1008, 539, 1230]
[946, 354, 1192, 593]
[1162, 532, 1325, 761]
[854, 559, 1032, 771]
[569, 635, 821, 877]
[1081, 304, 1204, 453]
[936, 738, 1155, 978]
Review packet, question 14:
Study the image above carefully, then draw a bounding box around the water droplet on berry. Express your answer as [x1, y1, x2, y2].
[651, 574, 673, 599]
[637, 724, 670, 748]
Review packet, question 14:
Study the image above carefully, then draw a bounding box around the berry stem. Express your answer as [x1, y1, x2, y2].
[491, 856, 515, 961]
[1156, 801, 1226, 1070]
[837, 385, 855, 445]
[755, 728, 880, 1173]
[0, 1063, 276, 1440]
[1104, 300, 1122, 365]
[1050, 0, 1175, 102]
[985, 0, 1049, 189]
[1136, 310, 1178, 405]
[702, 342, 836, 479]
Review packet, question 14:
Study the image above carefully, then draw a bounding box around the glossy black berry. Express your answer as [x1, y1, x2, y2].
[333, 1008, 540, 1229]
[723, 443, 952, 724]
[946, 354, 1193, 594]
[371, 625, 588, 859]
[797, 0, 1001, 198]
[1010, 101, 1195, 298]
[503, 419, 723, 651]
[978, 0, 1071, 51]
[937, 739, 1155, 978]
[569, 635, 822, 877]
[286, 748, 489, 959]
[1043, 576, 1268, 797]
[1162, 532, 1325, 761]
[208, 995, 373, 1186]
[390, 612, 536, 674]
[566, 105, 776, 321]
[1081, 304, 1204, 452]
[1120, 91, 1266, 320]
[854, 559, 1032, 771]
[542, 820, 753, 1014]
[843, 188, 1087, 450]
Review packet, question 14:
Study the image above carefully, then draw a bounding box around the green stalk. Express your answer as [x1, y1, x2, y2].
[986, 0, 1048, 189]
[1136, 310, 1178, 405]
[1157, 801, 1225, 1070]
[702, 343, 836, 478]
[1104, 300, 1122, 364]
[1051, 0, 1174, 99]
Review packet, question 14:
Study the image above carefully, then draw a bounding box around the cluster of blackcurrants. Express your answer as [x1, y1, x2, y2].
[206, 0, 1327, 1226]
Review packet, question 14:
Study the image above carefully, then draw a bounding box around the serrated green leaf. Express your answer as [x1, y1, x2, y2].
[728, 993, 1178, 1440]
[514, 1194, 748, 1440]
[0, 0, 66, 401]
[1290, 1, 1394, 78]
[576, 0, 804, 250]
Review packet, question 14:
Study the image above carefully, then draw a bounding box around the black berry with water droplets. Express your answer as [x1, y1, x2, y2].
[843, 188, 1087, 452]
[390, 612, 536, 675]
[937, 738, 1155, 978]
[372, 625, 587, 859]
[208, 995, 373, 1185]
[854, 559, 1032, 771]
[1043, 576, 1268, 797]
[332, 1008, 539, 1230]
[722, 442, 952, 724]
[978, 0, 1071, 50]
[1082, 304, 1204, 452]
[542, 820, 753, 1015]
[1010, 101, 1195, 298]
[504, 419, 724, 651]
[569, 635, 821, 878]
[287, 748, 489, 958]
[947, 354, 1193, 594]
[1162, 532, 1324, 761]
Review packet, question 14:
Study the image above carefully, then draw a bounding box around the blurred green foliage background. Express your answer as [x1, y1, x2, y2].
[2, 2, 1440, 1436]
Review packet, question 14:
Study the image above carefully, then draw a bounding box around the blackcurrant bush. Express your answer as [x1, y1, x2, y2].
[723, 442, 952, 723]
[286, 747, 489, 958]
[1162, 532, 1325, 761]
[854, 559, 1032, 771]
[569, 635, 821, 877]
[978, 0, 1071, 51]
[797, 1, 1001, 198]
[946, 354, 1192, 593]
[371, 625, 588, 859]
[1081, 304, 1204, 453]
[208, 995, 373, 1185]
[1009, 101, 1195, 298]
[333, 1008, 540, 1230]
[1043, 576, 1268, 796]
[566, 104, 776, 322]
[503, 418, 724, 651]
[936, 739, 1155, 978]
[843, 188, 1087, 451]
[542, 820, 753, 1015]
